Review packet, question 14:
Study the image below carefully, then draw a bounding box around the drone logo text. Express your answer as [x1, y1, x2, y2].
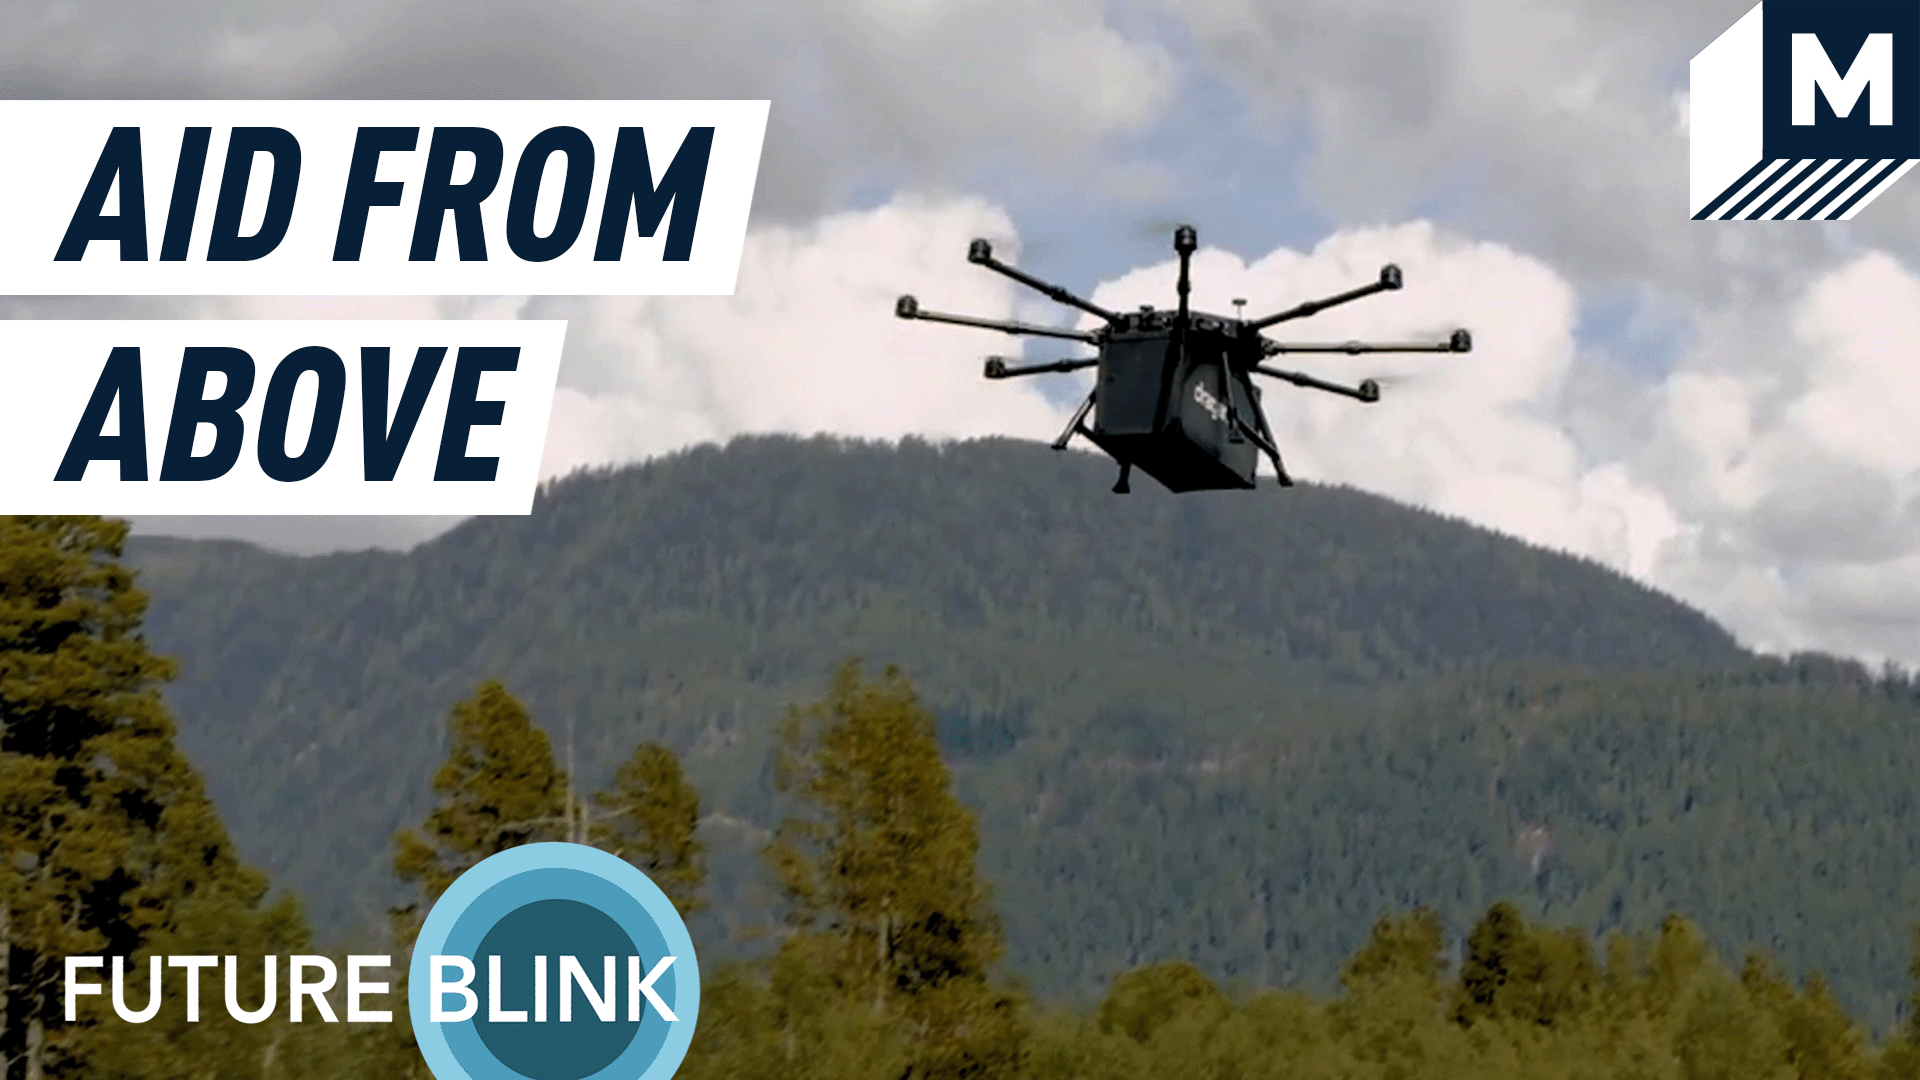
[1193, 383, 1228, 424]
[1690, 0, 1920, 220]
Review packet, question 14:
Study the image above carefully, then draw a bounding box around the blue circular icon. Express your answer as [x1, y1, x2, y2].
[410, 843, 699, 1080]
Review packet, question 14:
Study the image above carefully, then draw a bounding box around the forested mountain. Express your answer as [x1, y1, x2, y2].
[117, 435, 1920, 1027]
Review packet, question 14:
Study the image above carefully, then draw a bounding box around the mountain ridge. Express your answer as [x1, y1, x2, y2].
[114, 435, 1920, 1025]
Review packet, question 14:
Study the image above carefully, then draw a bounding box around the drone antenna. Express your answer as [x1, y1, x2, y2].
[1148, 226, 1199, 436]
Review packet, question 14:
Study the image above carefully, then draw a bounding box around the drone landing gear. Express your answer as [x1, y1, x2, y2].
[1047, 389, 1129, 493]
[1236, 413, 1294, 487]
[1052, 391, 1096, 451]
[1219, 369, 1247, 445]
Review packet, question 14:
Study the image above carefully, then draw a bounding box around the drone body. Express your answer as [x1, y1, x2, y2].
[1088, 308, 1265, 491]
[894, 225, 1473, 494]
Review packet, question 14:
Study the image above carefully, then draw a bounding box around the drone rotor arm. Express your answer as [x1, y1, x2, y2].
[967, 239, 1121, 324]
[983, 355, 1100, 379]
[1259, 328, 1472, 356]
[895, 295, 1101, 344]
[1251, 363, 1382, 403]
[1244, 264, 1405, 331]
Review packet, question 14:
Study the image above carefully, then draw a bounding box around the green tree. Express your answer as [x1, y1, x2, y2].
[1454, 900, 1546, 1026]
[766, 660, 1023, 1079]
[1341, 907, 1448, 992]
[391, 680, 569, 912]
[0, 516, 304, 1079]
[382, 679, 570, 1080]
[82, 890, 315, 1080]
[1880, 927, 1920, 1080]
[590, 742, 706, 916]
[1095, 960, 1226, 1044]
[1674, 974, 1792, 1080]
[1741, 956, 1869, 1080]
[1648, 913, 1721, 1021]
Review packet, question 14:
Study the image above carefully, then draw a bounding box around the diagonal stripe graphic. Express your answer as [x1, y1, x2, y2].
[1723, 159, 1796, 219]
[1831, 159, 1918, 219]
[1687, 157, 1916, 221]
[1798, 159, 1876, 218]
[1744, 159, 1818, 218]
[1820, 158, 1896, 220]
[1758, 160, 1840, 219]
[1692, 158, 1780, 220]
[1774, 159, 1850, 219]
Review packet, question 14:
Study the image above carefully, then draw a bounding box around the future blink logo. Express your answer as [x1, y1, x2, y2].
[412, 843, 699, 1080]
[1690, 0, 1920, 220]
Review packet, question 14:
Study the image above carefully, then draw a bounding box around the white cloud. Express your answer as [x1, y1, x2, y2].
[140, 194, 1076, 539]
[1146, 0, 1850, 297]
[1645, 251, 1920, 664]
[797, 0, 1175, 172]
[532, 194, 1072, 480]
[1, 0, 1174, 221]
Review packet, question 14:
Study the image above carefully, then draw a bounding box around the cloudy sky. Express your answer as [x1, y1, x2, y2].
[7, 0, 1920, 670]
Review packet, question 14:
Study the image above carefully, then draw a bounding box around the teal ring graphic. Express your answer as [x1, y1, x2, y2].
[409, 842, 700, 1080]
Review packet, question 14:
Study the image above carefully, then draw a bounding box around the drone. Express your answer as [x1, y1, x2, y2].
[894, 224, 1473, 494]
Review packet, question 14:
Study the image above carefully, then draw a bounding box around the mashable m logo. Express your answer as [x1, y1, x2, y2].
[1793, 32, 1893, 125]
[1690, 1, 1920, 220]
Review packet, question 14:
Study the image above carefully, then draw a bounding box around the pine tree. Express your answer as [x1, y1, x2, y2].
[1647, 913, 1718, 1021]
[1879, 927, 1920, 1080]
[590, 742, 706, 917]
[1341, 907, 1448, 993]
[0, 516, 304, 1079]
[391, 680, 569, 912]
[82, 888, 313, 1080]
[1530, 926, 1599, 1028]
[1454, 900, 1546, 1026]
[382, 680, 570, 1080]
[1673, 973, 1792, 1080]
[766, 660, 1022, 1080]
[1777, 971, 1868, 1080]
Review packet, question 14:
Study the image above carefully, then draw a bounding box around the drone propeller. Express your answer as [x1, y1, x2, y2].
[1124, 213, 1211, 243]
[966, 230, 1070, 265]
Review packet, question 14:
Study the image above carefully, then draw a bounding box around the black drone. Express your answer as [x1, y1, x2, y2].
[894, 225, 1472, 494]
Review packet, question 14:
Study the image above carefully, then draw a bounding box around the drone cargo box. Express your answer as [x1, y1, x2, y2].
[1091, 317, 1262, 492]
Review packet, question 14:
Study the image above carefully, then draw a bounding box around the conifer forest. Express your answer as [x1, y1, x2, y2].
[6, 436, 1920, 1079]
